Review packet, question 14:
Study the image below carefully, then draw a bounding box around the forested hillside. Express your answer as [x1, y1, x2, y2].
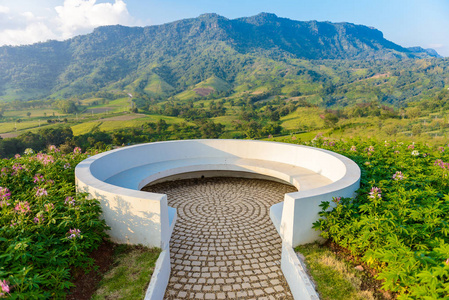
[0, 13, 446, 107]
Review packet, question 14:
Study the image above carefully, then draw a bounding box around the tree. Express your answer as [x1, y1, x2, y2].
[324, 113, 339, 128]
[55, 100, 78, 114]
[407, 107, 420, 119]
[27, 112, 31, 118]
[411, 124, 422, 136]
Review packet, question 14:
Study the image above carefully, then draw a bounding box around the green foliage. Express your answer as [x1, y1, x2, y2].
[0, 126, 74, 158]
[306, 137, 449, 299]
[0, 14, 444, 104]
[0, 147, 108, 298]
[54, 100, 78, 114]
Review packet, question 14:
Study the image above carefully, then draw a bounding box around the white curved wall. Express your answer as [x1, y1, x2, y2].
[75, 139, 360, 248]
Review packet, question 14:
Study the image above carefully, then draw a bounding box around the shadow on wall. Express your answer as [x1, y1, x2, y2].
[78, 184, 162, 247]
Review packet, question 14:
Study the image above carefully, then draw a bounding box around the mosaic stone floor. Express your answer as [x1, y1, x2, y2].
[143, 177, 296, 300]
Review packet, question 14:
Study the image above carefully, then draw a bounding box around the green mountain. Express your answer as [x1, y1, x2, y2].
[0, 13, 444, 104]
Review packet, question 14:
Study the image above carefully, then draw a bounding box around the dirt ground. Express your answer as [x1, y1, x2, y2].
[66, 240, 116, 300]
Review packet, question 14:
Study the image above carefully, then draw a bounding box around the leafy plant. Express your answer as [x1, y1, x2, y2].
[0, 146, 108, 298]
[303, 137, 449, 299]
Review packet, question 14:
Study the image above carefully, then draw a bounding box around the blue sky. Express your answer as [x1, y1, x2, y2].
[0, 0, 448, 56]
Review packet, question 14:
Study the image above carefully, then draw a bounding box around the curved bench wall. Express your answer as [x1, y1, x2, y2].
[75, 139, 360, 249]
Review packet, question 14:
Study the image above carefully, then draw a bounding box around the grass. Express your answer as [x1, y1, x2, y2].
[71, 114, 188, 135]
[176, 89, 198, 101]
[176, 75, 230, 100]
[143, 73, 175, 94]
[211, 115, 239, 128]
[85, 97, 132, 113]
[0, 120, 46, 133]
[3, 108, 64, 118]
[295, 243, 377, 300]
[92, 245, 161, 300]
[281, 107, 324, 131]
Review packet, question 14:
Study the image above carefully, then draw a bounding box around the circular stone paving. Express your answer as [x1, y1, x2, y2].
[143, 177, 296, 300]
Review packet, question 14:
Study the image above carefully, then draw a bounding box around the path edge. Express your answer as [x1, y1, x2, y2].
[144, 244, 171, 300]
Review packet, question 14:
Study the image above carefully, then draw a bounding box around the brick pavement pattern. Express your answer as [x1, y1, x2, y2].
[143, 177, 296, 300]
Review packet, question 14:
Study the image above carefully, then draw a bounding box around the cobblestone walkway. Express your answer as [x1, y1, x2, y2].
[143, 177, 296, 300]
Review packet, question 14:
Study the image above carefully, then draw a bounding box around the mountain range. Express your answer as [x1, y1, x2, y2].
[0, 13, 443, 104]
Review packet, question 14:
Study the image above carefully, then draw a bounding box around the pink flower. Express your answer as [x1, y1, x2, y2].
[73, 147, 82, 154]
[0, 279, 10, 293]
[65, 196, 76, 206]
[44, 203, 54, 212]
[434, 159, 448, 169]
[11, 163, 22, 175]
[408, 144, 414, 149]
[35, 153, 55, 165]
[332, 197, 341, 204]
[14, 154, 21, 159]
[0, 187, 11, 200]
[67, 228, 81, 239]
[0, 200, 10, 208]
[312, 133, 323, 141]
[368, 146, 374, 152]
[35, 188, 48, 197]
[63, 163, 71, 169]
[1, 167, 8, 177]
[350, 146, 357, 152]
[48, 145, 60, 153]
[369, 187, 382, 199]
[34, 212, 45, 224]
[15, 201, 30, 214]
[393, 171, 405, 181]
[33, 173, 44, 183]
[438, 146, 445, 153]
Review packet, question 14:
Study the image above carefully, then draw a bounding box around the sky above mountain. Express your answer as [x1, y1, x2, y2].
[0, 0, 448, 57]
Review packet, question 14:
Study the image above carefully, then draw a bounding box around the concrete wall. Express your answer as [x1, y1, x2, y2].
[144, 245, 171, 300]
[75, 139, 361, 300]
[281, 242, 320, 300]
[75, 139, 360, 248]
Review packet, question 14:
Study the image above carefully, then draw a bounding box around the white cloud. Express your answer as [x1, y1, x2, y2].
[428, 43, 443, 49]
[0, 22, 57, 46]
[0, 5, 10, 14]
[0, 0, 136, 46]
[55, 0, 133, 39]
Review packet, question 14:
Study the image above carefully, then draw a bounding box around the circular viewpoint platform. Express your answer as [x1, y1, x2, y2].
[75, 139, 360, 299]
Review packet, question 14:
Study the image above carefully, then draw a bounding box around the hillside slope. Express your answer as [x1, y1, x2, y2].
[0, 13, 441, 103]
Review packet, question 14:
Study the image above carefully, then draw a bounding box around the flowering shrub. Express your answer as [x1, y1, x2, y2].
[0, 147, 108, 298]
[304, 138, 449, 299]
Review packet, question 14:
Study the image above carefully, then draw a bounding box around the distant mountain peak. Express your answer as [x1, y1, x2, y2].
[0, 13, 442, 101]
[407, 46, 440, 58]
[198, 13, 227, 20]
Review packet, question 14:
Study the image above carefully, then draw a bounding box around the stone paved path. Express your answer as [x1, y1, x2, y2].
[143, 177, 296, 300]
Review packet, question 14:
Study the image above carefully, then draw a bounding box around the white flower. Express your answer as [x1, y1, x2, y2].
[24, 148, 34, 155]
[411, 150, 419, 156]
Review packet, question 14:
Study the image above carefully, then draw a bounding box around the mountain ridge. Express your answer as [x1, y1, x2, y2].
[0, 13, 441, 102]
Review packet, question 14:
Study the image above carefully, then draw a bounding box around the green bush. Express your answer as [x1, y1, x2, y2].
[307, 137, 449, 299]
[0, 146, 108, 298]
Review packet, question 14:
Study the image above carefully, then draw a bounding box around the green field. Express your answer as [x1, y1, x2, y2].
[71, 114, 188, 135]
[281, 107, 324, 131]
[0, 120, 47, 134]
